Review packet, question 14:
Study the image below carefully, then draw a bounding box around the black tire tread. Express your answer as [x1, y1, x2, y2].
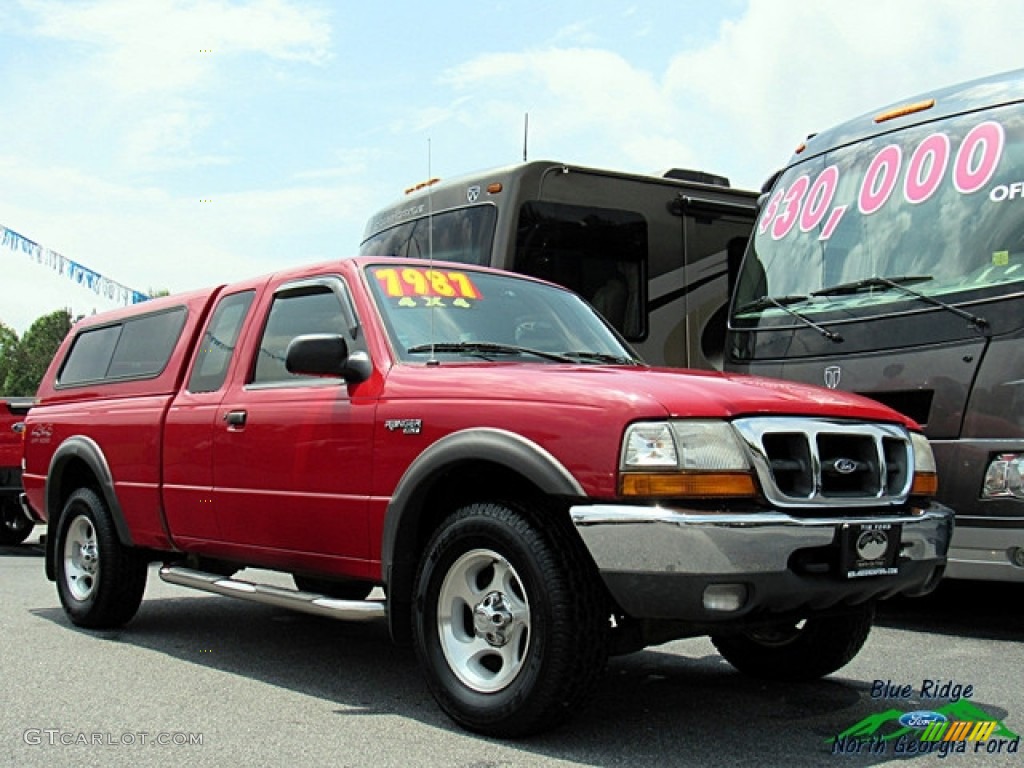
[55, 487, 147, 629]
[0, 498, 34, 545]
[711, 604, 875, 681]
[413, 500, 609, 737]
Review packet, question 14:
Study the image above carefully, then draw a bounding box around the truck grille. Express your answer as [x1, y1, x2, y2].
[731, 417, 913, 509]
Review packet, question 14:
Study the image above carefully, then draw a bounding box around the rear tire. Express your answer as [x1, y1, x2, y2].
[412, 500, 608, 737]
[711, 603, 875, 681]
[54, 488, 148, 628]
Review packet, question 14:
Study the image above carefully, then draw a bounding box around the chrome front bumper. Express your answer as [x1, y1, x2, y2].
[570, 503, 953, 622]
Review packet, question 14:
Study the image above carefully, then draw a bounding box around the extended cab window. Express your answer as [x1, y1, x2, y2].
[58, 307, 187, 386]
[187, 290, 255, 393]
[252, 281, 360, 385]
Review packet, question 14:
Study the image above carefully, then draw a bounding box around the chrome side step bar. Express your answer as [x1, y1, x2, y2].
[158, 566, 386, 623]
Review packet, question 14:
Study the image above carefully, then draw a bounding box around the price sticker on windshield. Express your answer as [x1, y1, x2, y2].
[372, 267, 483, 301]
[759, 118, 1007, 242]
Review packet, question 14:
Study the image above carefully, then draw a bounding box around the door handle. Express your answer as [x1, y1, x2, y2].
[224, 410, 247, 427]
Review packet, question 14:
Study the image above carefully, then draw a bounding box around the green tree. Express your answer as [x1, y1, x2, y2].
[3, 310, 72, 396]
[0, 322, 18, 395]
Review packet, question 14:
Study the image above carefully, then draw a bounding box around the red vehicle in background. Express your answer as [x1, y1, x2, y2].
[0, 397, 32, 545]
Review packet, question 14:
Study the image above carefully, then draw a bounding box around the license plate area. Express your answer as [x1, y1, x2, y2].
[839, 522, 901, 579]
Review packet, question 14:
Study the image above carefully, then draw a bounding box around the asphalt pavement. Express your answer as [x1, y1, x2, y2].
[2, 529, 1022, 768]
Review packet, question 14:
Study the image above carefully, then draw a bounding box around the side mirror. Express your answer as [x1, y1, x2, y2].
[285, 334, 372, 383]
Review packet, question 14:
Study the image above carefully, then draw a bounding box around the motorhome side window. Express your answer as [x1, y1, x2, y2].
[359, 205, 497, 265]
[252, 284, 359, 385]
[57, 308, 187, 386]
[513, 201, 646, 338]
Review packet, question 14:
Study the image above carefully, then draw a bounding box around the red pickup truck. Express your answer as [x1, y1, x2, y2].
[22, 257, 952, 736]
[0, 397, 32, 545]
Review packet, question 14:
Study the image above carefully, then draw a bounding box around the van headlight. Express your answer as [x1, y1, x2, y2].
[619, 420, 758, 498]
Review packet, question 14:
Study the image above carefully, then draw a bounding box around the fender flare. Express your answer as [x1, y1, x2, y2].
[381, 427, 584, 642]
[44, 435, 133, 580]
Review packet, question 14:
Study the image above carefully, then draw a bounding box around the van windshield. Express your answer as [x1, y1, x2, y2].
[732, 103, 1024, 326]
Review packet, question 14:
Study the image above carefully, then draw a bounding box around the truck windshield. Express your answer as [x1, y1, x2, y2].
[364, 264, 640, 364]
[732, 103, 1024, 327]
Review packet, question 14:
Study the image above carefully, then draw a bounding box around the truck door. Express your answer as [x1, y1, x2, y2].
[163, 289, 257, 544]
[211, 277, 375, 567]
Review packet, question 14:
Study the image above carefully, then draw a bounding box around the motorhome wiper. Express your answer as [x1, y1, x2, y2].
[406, 341, 575, 363]
[812, 274, 933, 296]
[735, 294, 843, 343]
[813, 275, 989, 332]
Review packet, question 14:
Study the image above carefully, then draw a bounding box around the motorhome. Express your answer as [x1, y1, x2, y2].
[360, 161, 757, 370]
[727, 69, 1024, 581]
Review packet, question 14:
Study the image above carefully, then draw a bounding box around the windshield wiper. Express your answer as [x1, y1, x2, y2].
[406, 341, 575, 363]
[735, 294, 843, 343]
[813, 275, 989, 333]
[561, 351, 639, 365]
[812, 274, 933, 296]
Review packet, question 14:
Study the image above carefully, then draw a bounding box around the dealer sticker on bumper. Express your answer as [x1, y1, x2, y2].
[839, 522, 901, 579]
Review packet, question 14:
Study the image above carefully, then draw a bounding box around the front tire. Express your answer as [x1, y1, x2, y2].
[711, 603, 875, 681]
[55, 488, 148, 628]
[413, 501, 608, 737]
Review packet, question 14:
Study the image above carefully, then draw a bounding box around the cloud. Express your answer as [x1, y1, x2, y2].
[11, 0, 333, 173]
[22, 0, 332, 95]
[434, 1, 1024, 189]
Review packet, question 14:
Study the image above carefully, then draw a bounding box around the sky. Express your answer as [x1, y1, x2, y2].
[1, 0, 1022, 334]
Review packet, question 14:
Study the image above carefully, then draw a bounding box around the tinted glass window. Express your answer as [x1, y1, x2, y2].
[106, 309, 187, 379]
[58, 325, 122, 385]
[252, 285, 350, 384]
[359, 205, 497, 265]
[58, 307, 186, 386]
[188, 291, 255, 393]
[512, 201, 646, 338]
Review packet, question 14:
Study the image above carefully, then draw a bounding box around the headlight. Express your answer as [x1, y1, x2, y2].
[982, 452, 1024, 499]
[910, 432, 939, 496]
[619, 420, 757, 498]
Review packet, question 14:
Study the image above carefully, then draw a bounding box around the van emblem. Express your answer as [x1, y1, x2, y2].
[466, 186, 481, 203]
[824, 365, 841, 389]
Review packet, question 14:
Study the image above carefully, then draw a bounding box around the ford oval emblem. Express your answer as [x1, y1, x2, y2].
[898, 711, 948, 729]
[835, 458, 857, 474]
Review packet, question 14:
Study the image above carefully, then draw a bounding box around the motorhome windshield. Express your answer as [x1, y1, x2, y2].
[360, 205, 497, 265]
[732, 103, 1024, 327]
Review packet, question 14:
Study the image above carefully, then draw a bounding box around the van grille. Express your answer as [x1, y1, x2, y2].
[731, 417, 913, 509]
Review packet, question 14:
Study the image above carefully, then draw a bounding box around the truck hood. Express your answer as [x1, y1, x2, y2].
[381, 363, 915, 427]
